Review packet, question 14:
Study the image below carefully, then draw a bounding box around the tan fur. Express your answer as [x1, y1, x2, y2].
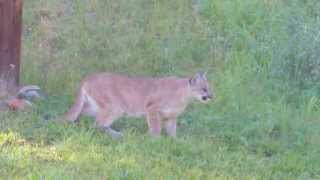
[66, 72, 213, 138]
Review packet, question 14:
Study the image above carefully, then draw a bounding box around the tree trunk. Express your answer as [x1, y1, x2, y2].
[0, 0, 22, 98]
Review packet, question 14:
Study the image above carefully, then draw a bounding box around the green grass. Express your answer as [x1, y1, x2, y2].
[1, 0, 320, 179]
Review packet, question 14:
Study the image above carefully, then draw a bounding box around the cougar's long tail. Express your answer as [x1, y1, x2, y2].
[66, 88, 86, 122]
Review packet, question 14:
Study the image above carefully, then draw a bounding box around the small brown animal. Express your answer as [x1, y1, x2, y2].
[66, 72, 214, 139]
[1, 85, 43, 112]
[6, 98, 32, 111]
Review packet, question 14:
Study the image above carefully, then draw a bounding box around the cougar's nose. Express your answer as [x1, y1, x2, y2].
[202, 96, 208, 101]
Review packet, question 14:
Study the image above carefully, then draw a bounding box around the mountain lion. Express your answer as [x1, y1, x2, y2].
[66, 72, 213, 139]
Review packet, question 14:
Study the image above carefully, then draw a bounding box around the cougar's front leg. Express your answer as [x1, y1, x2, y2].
[164, 118, 177, 138]
[146, 109, 162, 137]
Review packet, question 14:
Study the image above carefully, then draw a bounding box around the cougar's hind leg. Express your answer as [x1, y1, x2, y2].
[96, 110, 123, 139]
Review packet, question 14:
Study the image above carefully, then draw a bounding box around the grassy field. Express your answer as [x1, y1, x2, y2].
[1, 0, 320, 179]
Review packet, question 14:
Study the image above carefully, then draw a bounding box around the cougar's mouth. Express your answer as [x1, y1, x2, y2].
[201, 95, 212, 102]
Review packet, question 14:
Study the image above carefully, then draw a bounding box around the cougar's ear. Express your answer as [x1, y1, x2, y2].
[189, 72, 202, 86]
[200, 71, 207, 80]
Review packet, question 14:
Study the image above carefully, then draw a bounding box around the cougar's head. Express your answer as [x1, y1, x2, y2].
[189, 72, 214, 103]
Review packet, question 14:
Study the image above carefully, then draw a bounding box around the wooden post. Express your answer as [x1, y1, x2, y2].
[0, 0, 22, 98]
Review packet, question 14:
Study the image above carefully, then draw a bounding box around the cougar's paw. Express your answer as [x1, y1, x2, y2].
[105, 127, 123, 140]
